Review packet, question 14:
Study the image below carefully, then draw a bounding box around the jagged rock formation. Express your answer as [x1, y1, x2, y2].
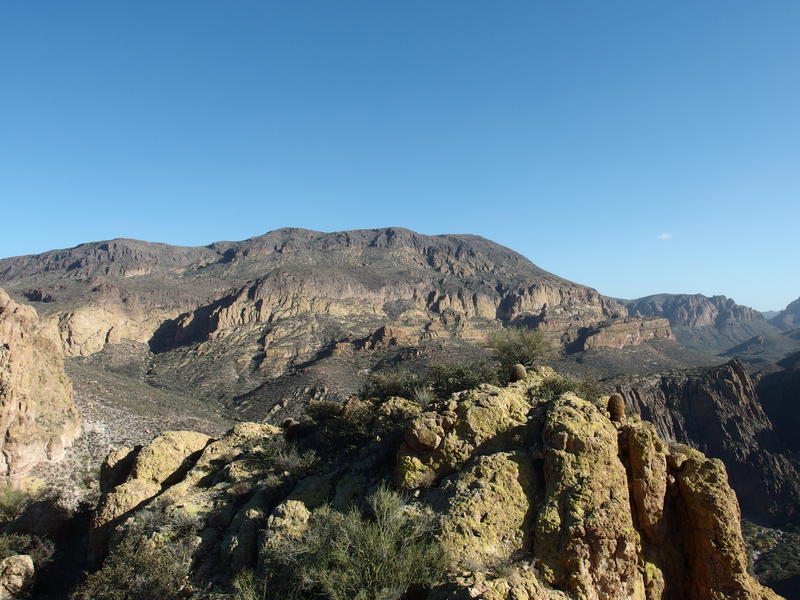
[0, 288, 80, 477]
[87, 369, 780, 600]
[612, 360, 800, 525]
[770, 297, 800, 331]
[624, 293, 792, 359]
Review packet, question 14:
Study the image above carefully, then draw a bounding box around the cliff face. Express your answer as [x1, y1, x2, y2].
[86, 369, 780, 600]
[624, 294, 789, 358]
[613, 360, 800, 525]
[0, 288, 80, 477]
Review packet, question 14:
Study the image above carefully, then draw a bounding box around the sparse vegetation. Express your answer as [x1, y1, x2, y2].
[487, 327, 555, 371]
[261, 484, 447, 600]
[0, 487, 32, 523]
[71, 506, 200, 600]
[248, 434, 318, 476]
[537, 374, 600, 403]
[361, 360, 502, 405]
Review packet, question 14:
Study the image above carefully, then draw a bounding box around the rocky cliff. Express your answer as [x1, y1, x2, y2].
[612, 360, 800, 525]
[0, 288, 80, 478]
[81, 369, 780, 600]
[624, 293, 796, 361]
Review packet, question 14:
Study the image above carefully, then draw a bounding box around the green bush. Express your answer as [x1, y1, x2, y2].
[537, 375, 600, 403]
[262, 484, 447, 600]
[0, 487, 31, 523]
[487, 327, 555, 371]
[427, 361, 501, 397]
[362, 360, 502, 404]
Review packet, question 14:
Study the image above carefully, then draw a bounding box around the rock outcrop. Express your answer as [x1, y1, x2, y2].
[0, 288, 80, 477]
[578, 317, 673, 350]
[613, 360, 800, 524]
[86, 369, 781, 599]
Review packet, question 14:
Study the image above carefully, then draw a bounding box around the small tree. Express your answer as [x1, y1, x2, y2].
[487, 327, 555, 371]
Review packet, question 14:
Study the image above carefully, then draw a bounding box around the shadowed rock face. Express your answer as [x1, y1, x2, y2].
[613, 360, 800, 525]
[0, 288, 80, 477]
[90, 371, 781, 600]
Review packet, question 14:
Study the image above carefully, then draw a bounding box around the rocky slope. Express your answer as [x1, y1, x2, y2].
[623, 293, 799, 361]
[0, 288, 80, 478]
[79, 368, 780, 600]
[612, 360, 800, 525]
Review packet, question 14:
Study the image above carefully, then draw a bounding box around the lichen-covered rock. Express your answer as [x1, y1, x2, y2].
[0, 288, 79, 477]
[89, 430, 211, 565]
[671, 446, 782, 600]
[397, 367, 555, 488]
[433, 451, 535, 570]
[0, 554, 34, 600]
[534, 394, 645, 600]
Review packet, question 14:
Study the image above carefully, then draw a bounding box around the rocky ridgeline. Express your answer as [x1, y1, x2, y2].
[0, 228, 668, 375]
[88, 368, 779, 600]
[613, 360, 800, 525]
[625, 294, 765, 329]
[0, 287, 80, 478]
[770, 297, 800, 331]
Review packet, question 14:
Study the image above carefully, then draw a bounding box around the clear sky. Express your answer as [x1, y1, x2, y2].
[1, 2, 798, 311]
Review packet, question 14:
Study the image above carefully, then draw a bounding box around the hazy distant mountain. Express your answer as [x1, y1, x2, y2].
[770, 297, 800, 331]
[623, 293, 799, 362]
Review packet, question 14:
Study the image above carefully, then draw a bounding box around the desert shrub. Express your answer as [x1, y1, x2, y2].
[360, 369, 424, 400]
[249, 435, 318, 476]
[262, 484, 447, 600]
[305, 399, 375, 449]
[71, 506, 200, 600]
[537, 375, 600, 403]
[487, 327, 555, 371]
[233, 569, 263, 600]
[410, 386, 437, 409]
[0, 487, 31, 523]
[363, 360, 502, 405]
[0, 532, 55, 565]
[427, 360, 501, 397]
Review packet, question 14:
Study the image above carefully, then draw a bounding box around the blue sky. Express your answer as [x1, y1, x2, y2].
[1, 2, 798, 310]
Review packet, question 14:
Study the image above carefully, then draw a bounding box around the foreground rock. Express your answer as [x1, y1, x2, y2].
[0, 288, 80, 477]
[85, 369, 780, 600]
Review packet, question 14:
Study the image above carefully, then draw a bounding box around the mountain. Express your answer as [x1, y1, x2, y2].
[624, 293, 799, 362]
[0, 228, 676, 424]
[771, 298, 800, 331]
